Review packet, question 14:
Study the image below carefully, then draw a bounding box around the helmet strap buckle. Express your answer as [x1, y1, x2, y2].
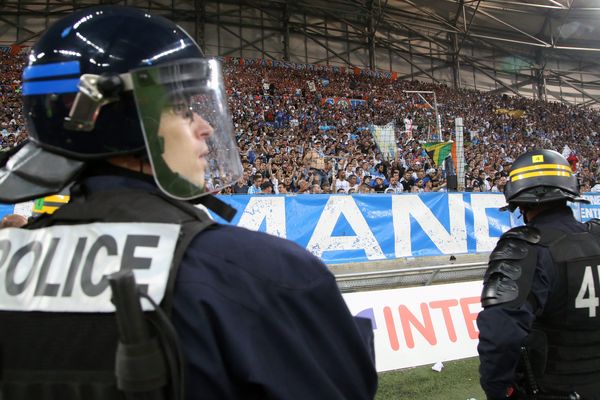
[64, 73, 132, 132]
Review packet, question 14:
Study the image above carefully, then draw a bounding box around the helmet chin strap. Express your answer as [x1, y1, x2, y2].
[107, 155, 153, 175]
[519, 203, 557, 224]
[519, 206, 530, 224]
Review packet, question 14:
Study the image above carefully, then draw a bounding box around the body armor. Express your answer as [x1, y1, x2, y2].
[533, 220, 600, 396]
[0, 187, 214, 399]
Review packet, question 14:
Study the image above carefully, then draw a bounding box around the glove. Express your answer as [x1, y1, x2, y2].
[486, 384, 527, 400]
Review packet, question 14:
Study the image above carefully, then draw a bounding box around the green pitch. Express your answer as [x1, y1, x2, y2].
[376, 357, 485, 399]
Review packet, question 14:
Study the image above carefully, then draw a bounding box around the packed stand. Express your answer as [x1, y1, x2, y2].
[0, 48, 28, 152]
[221, 59, 600, 194]
[3, 48, 600, 194]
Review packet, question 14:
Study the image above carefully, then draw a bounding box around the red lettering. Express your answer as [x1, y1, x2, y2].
[383, 306, 399, 351]
[380, 293, 481, 353]
[429, 299, 459, 342]
[460, 296, 481, 339]
[399, 303, 437, 348]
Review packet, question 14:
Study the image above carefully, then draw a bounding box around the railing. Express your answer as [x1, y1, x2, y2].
[335, 261, 487, 292]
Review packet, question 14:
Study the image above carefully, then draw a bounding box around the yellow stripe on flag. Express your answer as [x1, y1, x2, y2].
[32, 194, 71, 215]
[36, 205, 60, 214]
[43, 195, 70, 203]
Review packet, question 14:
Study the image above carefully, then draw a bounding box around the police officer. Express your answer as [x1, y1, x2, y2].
[0, 6, 377, 399]
[478, 149, 599, 399]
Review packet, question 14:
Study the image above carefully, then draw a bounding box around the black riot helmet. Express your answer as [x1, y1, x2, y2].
[0, 6, 242, 203]
[502, 148, 589, 212]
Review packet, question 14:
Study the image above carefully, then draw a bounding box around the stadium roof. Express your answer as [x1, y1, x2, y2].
[276, 0, 600, 62]
[2, 0, 600, 103]
[4, 0, 599, 54]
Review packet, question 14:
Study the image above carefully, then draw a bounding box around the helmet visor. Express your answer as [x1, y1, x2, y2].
[130, 59, 242, 199]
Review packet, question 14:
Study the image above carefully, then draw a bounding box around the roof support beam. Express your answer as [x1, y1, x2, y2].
[219, 24, 279, 59]
[376, 37, 440, 82]
[367, 0, 375, 69]
[194, 0, 206, 52]
[463, 4, 550, 47]
[293, 25, 357, 67]
[313, 44, 364, 65]
[455, 0, 481, 56]
[547, 70, 600, 107]
[478, 1, 561, 10]
[460, 54, 523, 96]
[488, 77, 534, 95]
[397, 62, 452, 81]
[552, 0, 574, 47]
[282, 2, 290, 61]
[396, 0, 461, 34]
[533, 48, 546, 100]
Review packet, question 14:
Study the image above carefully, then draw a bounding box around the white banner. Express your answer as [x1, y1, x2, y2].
[343, 281, 483, 372]
[370, 122, 398, 160]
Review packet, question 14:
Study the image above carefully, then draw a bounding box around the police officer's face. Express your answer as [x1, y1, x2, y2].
[158, 106, 214, 187]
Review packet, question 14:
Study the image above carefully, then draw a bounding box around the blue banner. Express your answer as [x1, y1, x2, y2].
[211, 193, 520, 264]
[4, 193, 600, 265]
[580, 194, 600, 220]
[0, 204, 15, 218]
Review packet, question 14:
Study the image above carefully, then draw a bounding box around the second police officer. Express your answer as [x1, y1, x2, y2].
[478, 149, 599, 399]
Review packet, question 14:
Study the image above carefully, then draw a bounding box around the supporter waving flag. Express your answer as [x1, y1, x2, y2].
[423, 141, 456, 169]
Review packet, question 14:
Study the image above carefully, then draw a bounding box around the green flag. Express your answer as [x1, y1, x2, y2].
[423, 142, 454, 167]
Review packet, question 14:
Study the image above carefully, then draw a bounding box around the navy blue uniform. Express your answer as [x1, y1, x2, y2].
[477, 206, 585, 399]
[86, 175, 378, 399]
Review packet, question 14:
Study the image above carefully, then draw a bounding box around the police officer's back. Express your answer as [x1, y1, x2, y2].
[0, 7, 377, 399]
[478, 149, 599, 399]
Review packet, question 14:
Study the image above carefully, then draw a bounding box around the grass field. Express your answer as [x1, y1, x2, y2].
[376, 357, 485, 400]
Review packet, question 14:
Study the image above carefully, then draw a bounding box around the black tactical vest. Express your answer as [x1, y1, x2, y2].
[0, 188, 215, 400]
[533, 220, 600, 395]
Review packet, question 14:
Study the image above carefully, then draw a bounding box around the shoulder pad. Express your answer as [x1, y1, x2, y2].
[484, 260, 522, 281]
[500, 226, 541, 244]
[489, 239, 530, 261]
[481, 275, 518, 307]
[482, 236, 539, 308]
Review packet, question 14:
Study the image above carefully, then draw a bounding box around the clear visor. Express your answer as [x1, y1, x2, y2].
[130, 59, 242, 199]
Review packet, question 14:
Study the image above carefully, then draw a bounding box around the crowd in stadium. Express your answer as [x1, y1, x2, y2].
[0, 50, 27, 152]
[3, 48, 600, 194]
